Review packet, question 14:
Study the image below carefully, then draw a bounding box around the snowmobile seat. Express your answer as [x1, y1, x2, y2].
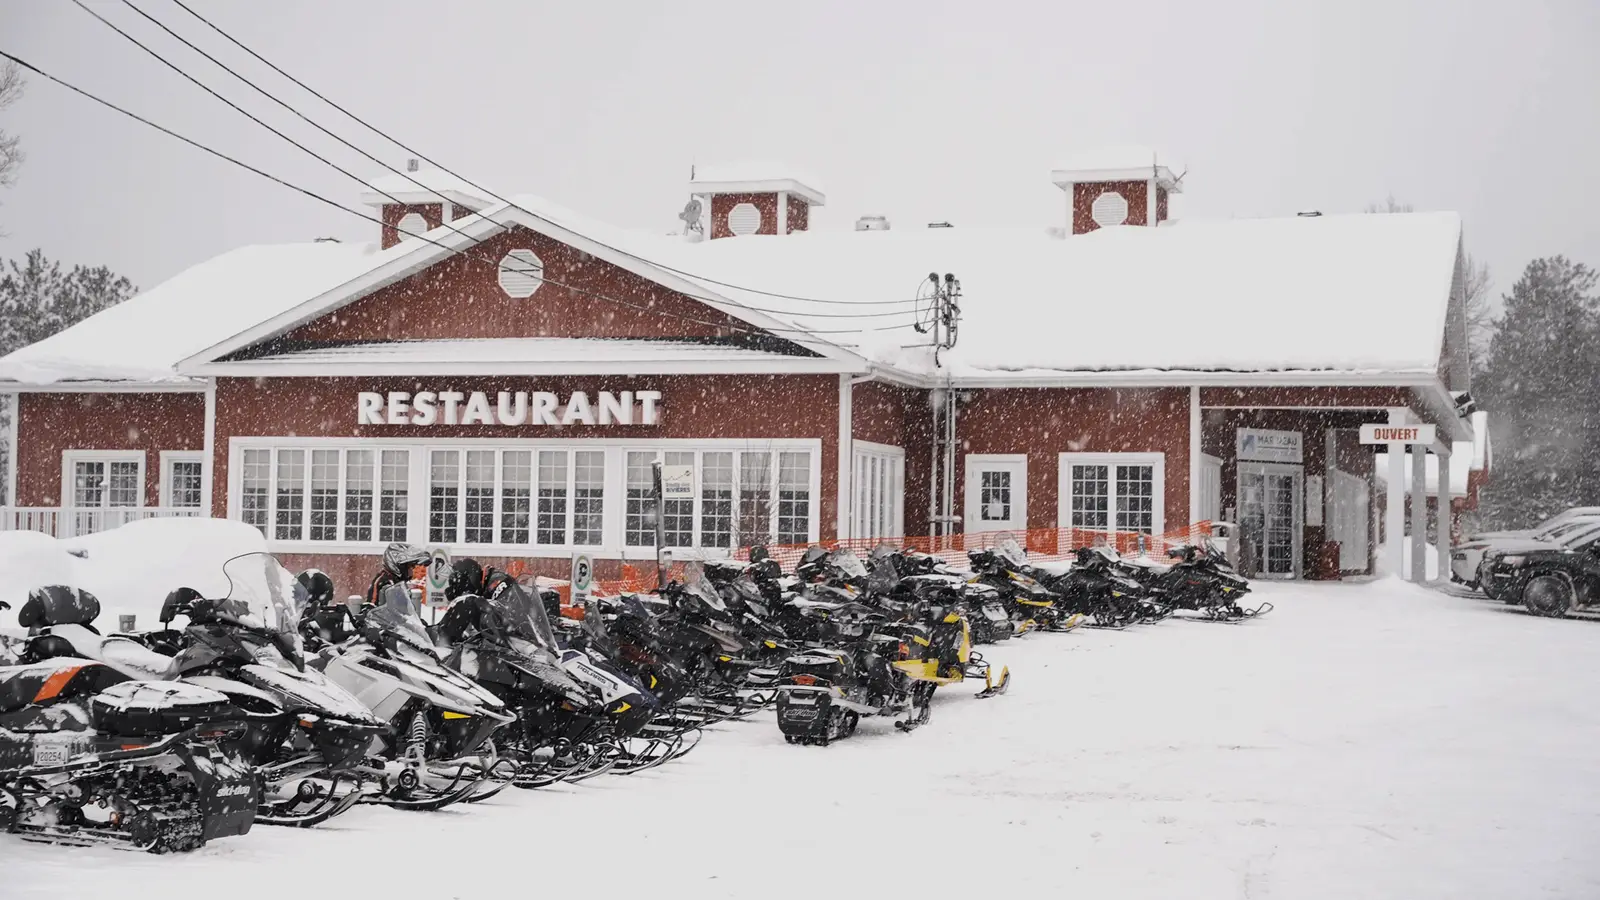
[41, 625, 177, 681]
[0, 659, 127, 713]
[16, 585, 101, 630]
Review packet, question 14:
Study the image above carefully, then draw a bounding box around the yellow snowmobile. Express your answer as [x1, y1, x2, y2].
[890, 607, 1009, 732]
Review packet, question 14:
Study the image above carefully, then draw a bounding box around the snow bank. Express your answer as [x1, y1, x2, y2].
[0, 518, 268, 632]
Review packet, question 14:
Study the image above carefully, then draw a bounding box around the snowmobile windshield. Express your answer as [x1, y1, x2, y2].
[371, 582, 438, 655]
[222, 552, 308, 638]
[684, 573, 728, 614]
[996, 535, 1027, 568]
[867, 554, 900, 594]
[485, 581, 560, 653]
[828, 548, 868, 579]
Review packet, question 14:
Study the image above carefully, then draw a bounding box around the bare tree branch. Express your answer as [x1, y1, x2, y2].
[1363, 194, 1414, 214]
[1460, 251, 1494, 367]
[0, 60, 24, 238]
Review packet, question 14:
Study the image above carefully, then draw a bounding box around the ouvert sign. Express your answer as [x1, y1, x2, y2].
[357, 389, 662, 427]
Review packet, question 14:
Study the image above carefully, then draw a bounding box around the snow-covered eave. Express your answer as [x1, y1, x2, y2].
[687, 178, 826, 206]
[175, 205, 870, 376]
[0, 377, 205, 393]
[184, 356, 858, 378]
[871, 366, 1454, 390]
[1049, 166, 1182, 191]
[357, 188, 491, 210]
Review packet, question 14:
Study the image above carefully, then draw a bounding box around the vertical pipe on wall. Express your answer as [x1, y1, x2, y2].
[202, 380, 217, 517]
[941, 382, 957, 541]
[1188, 386, 1201, 535]
[1385, 407, 1408, 579]
[929, 389, 941, 544]
[837, 374, 852, 541]
[1410, 446, 1428, 582]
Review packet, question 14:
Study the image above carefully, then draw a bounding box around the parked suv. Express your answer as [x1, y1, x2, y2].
[1489, 540, 1600, 618]
[1452, 507, 1600, 589]
[1477, 519, 1600, 602]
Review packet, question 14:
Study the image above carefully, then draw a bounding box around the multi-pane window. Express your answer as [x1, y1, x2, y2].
[500, 451, 532, 545]
[663, 451, 694, 547]
[738, 452, 773, 546]
[536, 450, 569, 545]
[166, 459, 205, 509]
[625, 451, 657, 547]
[241, 449, 270, 532]
[852, 445, 904, 541]
[1063, 454, 1164, 537]
[429, 450, 460, 543]
[573, 451, 604, 546]
[274, 450, 306, 540]
[776, 451, 810, 544]
[701, 452, 734, 548]
[379, 450, 409, 542]
[464, 450, 495, 544]
[1070, 465, 1109, 530]
[979, 470, 1011, 522]
[1115, 464, 1156, 533]
[309, 450, 340, 541]
[70, 458, 142, 509]
[344, 450, 374, 542]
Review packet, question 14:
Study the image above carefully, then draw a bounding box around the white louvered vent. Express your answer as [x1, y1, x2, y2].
[1090, 191, 1129, 228]
[395, 212, 429, 241]
[727, 202, 762, 236]
[497, 249, 544, 298]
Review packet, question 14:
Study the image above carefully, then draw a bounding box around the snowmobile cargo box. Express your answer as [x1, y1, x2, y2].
[89, 681, 240, 737]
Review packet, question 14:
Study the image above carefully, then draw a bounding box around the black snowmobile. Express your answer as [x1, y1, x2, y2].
[967, 536, 1078, 633]
[1, 593, 258, 853]
[1149, 544, 1268, 621]
[1042, 547, 1150, 628]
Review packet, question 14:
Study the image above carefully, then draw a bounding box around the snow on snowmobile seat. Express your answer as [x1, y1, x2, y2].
[17, 585, 102, 630]
[0, 659, 128, 713]
[88, 680, 238, 737]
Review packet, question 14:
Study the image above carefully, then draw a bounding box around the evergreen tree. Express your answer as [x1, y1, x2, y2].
[1475, 256, 1600, 527]
[0, 250, 137, 503]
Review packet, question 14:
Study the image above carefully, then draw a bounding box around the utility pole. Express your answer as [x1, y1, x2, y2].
[914, 274, 962, 546]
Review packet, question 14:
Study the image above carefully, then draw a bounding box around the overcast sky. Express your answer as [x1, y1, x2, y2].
[2, 0, 1597, 301]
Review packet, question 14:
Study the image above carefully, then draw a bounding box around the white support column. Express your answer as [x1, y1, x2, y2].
[777, 191, 789, 235]
[202, 380, 217, 518]
[1385, 407, 1408, 579]
[837, 374, 853, 541]
[4, 392, 17, 507]
[1146, 179, 1158, 227]
[1435, 445, 1452, 584]
[1410, 445, 1428, 582]
[1187, 385, 1201, 534]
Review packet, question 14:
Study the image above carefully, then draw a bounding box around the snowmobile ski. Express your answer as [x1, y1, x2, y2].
[974, 665, 1011, 698]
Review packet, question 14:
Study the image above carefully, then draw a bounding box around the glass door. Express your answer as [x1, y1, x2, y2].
[1238, 462, 1303, 578]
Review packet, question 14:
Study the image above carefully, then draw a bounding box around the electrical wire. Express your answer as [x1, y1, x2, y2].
[0, 49, 916, 339]
[160, 0, 922, 309]
[77, 0, 916, 325]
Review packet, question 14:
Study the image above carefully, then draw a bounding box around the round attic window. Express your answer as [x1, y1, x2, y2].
[727, 202, 762, 236]
[395, 211, 429, 241]
[1090, 191, 1129, 228]
[497, 249, 544, 298]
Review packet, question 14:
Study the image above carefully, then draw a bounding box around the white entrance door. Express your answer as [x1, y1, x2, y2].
[1328, 469, 1370, 571]
[1238, 461, 1303, 578]
[964, 454, 1027, 535]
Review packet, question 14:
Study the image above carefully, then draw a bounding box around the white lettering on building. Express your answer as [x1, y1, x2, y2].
[358, 390, 662, 427]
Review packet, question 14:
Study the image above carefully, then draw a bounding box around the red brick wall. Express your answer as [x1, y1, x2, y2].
[210, 373, 842, 546]
[1073, 181, 1149, 234]
[957, 388, 1191, 532]
[381, 203, 444, 250]
[1157, 187, 1169, 222]
[786, 195, 809, 233]
[15, 392, 205, 507]
[287, 226, 749, 343]
[710, 193, 780, 239]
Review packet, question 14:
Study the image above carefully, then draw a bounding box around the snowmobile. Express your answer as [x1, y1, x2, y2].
[0, 648, 258, 853]
[1149, 545, 1268, 621]
[890, 603, 1010, 732]
[432, 574, 611, 788]
[651, 566, 779, 717]
[307, 582, 516, 806]
[773, 589, 907, 745]
[1040, 547, 1149, 628]
[18, 557, 390, 828]
[968, 536, 1080, 633]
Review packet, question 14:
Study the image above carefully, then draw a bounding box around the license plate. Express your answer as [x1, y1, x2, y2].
[32, 741, 72, 767]
[782, 708, 817, 721]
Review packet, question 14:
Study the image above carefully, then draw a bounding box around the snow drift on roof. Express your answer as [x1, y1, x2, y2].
[361, 166, 493, 205]
[1053, 145, 1175, 173]
[690, 161, 824, 192]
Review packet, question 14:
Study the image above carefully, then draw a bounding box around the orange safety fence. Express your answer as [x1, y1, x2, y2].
[539, 522, 1214, 613]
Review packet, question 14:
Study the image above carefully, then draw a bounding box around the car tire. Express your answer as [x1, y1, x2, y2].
[1523, 572, 1573, 618]
[1481, 580, 1502, 601]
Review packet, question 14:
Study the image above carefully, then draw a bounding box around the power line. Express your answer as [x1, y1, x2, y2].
[78, 0, 916, 325]
[160, 0, 921, 310]
[0, 49, 913, 340]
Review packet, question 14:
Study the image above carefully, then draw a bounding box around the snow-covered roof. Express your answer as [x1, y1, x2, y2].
[0, 189, 1463, 391]
[1051, 146, 1183, 190]
[689, 162, 825, 206]
[228, 337, 834, 375]
[357, 166, 494, 209]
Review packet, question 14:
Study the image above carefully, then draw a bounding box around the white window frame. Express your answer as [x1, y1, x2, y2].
[159, 451, 207, 510]
[61, 450, 146, 509]
[1058, 452, 1165, 537]
[964, 453, 1028, 534]
[852, 440, 905, 540]
[226, 436, 821, 558]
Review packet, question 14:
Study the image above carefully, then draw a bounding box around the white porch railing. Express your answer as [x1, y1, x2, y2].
[0, 506, 205, 539]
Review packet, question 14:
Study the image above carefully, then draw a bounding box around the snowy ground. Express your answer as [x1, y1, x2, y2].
[8, 579, 1600, 899]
